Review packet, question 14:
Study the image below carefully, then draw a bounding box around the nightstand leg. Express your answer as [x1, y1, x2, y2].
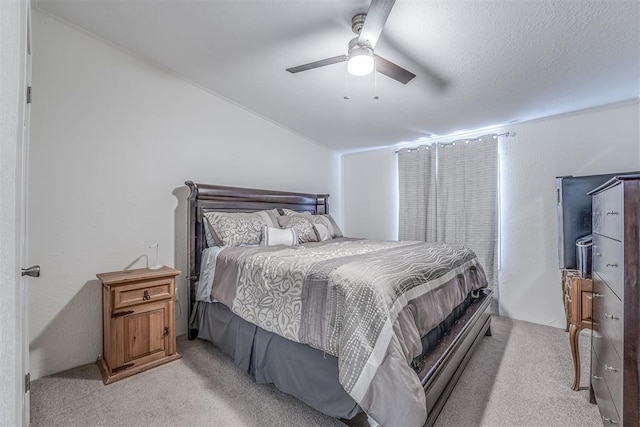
[569, 324, 581, 391]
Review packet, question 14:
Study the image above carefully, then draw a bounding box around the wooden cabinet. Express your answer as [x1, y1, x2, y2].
[97, 266, 181, 384]
[562, 270, 593, 390]
[589, 175, 640, 426]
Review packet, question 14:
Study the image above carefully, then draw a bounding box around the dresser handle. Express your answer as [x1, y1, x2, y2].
[604, 313, 618, 320]
[605, 211, 619, 216]
[592, 375, 602, 380]
[143, 290, 151, 301]
[606, 263, 618, 268]
[593, 293, 604, 298]
[603, 416, 618, 424]
[604, 365, 618, 372]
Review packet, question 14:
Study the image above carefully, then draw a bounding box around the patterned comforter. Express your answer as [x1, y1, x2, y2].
[201, 238, 487, 426]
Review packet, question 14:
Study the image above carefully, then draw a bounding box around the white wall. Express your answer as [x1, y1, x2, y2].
[342, 148, 398, 240]
[28, 10, 341, 380]
[342, 101, 640, 328]
[1, 0, 28, 425]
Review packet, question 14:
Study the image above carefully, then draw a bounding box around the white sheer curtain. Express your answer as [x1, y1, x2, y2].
[398, 134, 499, 296]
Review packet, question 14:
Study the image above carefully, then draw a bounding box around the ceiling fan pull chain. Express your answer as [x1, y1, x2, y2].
[343, 65, 350, 100]
[373, 60, 379, 100]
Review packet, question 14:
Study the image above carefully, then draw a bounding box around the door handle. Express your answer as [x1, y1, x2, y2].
[21, 265, 40, 278]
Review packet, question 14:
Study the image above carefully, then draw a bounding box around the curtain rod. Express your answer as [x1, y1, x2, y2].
[394, 131, 516, 154]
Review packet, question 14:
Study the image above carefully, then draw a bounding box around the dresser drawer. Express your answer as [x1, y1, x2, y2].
[592, 332, 623, 416]
[593, 234, 623, 299]
[112, 278, 173, 309]
[593, 183, 623, 241]
[593, 274, 623, 360]
[592, 348, 621, 425]
[592, 192, 604, 235]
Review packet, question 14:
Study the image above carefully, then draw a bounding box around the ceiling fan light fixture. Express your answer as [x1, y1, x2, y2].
[347, 44, 374, 76]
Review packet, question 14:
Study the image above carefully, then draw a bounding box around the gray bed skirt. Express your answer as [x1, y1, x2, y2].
[192, 300, 362, 419]
[190, 291, 477, 421]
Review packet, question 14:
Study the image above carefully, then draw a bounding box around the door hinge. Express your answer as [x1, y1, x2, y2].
[26, 86, 32, 104]
[111, 310, 134, 318]
[25, 373, 30, 392]
[112, 363, 134, 374]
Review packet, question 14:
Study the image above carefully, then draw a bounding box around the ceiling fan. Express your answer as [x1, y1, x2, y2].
[286, 0, 415, 84]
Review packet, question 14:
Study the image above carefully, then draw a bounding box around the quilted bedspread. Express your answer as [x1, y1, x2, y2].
[206, 238, 487, 426]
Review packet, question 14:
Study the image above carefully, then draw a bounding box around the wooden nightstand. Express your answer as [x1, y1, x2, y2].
[97, 266, 181, 384]
[562, 270, 593, 391]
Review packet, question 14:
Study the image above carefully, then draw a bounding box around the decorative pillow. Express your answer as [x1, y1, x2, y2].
[282, 208, 311, 216]
[204, 210, 278, 246]
[281, 209, 343, 238]
[313, 223, 332, 242]
[277, 215, 319, 243]
[203, 221, 217, 247]
[262, 226, 298, 246]
[310, 214, 343, 238]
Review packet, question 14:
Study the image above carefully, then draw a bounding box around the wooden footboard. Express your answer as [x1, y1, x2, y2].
[343, 289, 493, 427]
[421, 288, 493, 427]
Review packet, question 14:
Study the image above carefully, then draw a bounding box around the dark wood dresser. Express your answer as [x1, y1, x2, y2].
[589, 175, 640, 426]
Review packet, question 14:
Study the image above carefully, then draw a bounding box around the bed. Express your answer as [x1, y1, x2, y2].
[185, 181, 493, 427]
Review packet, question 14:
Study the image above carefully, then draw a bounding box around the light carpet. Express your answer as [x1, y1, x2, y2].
[31, 316, 601, 427]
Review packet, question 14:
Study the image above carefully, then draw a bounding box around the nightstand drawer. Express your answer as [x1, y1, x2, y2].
[593, 234, 623, 299]
[113, 278, 173, 309]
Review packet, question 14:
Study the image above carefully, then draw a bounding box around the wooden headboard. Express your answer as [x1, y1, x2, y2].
[185, 181, 329, 338]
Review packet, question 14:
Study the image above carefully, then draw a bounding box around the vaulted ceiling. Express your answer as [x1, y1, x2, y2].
[36, 0, 640, 152]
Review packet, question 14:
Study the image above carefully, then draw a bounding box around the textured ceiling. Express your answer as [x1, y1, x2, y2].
[36, 0, 640, 152]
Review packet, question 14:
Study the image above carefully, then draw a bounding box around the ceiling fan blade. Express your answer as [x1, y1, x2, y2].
[381, 34, 449, 90]
[358, 0, 396, 49]
[286, 55, 348, 73]
[374, 54, 415, 84]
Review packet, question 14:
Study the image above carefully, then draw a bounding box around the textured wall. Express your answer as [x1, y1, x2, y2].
[498, 102, 639, 326]
[28, 11, 340, 380]
[342, 101, 640, 328]
[342, 148, 398, 240]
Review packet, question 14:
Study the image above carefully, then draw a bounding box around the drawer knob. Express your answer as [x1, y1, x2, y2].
[605, 211, 619, 216]
[605, 263, 619, 268]
[143, 290, 151, 301]
[604, 313, 618, 320]
[603, 416, 618, 424]
[604, 365, 618, 372]
[592, 375, 603, 380]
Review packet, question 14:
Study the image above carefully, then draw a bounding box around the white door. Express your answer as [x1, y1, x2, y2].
[20, 3, 34, 425]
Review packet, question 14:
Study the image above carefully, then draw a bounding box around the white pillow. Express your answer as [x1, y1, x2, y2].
[262, 226, 299, 246]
